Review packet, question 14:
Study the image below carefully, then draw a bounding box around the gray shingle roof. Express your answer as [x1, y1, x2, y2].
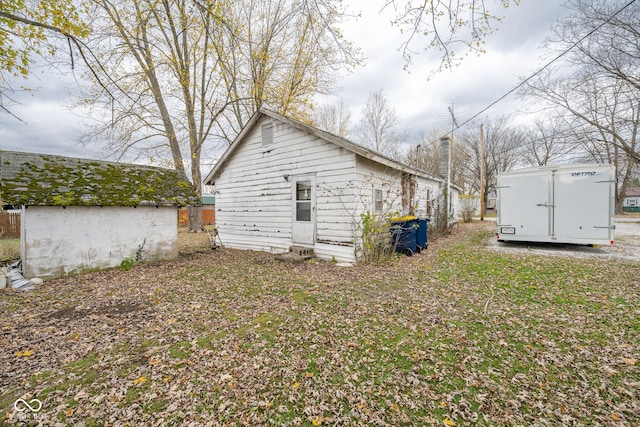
[0, 151, 200, 207]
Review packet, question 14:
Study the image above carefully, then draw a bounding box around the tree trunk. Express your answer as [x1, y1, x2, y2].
[188, 205, 204, 233]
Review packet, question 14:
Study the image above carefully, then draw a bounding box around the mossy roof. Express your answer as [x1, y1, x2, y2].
[0, 150, 200, 207]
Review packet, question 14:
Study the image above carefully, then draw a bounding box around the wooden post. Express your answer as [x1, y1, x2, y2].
[480, 124, 485, 221]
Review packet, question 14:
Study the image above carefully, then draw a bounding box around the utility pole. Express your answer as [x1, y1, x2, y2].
[446, 105, 457, 223]
[480, 124, 485, 221]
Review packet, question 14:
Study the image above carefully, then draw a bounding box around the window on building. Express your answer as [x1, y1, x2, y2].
[630, 199, 637, 206]
[374, 188, 383, 213]
[296, 181, 312, 221]
[262, 122, 273, 146]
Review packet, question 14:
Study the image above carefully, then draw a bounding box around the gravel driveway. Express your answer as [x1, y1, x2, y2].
[486, 219, 640, 263]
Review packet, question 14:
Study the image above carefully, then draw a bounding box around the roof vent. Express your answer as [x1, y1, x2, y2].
[262, 122, 273, 146]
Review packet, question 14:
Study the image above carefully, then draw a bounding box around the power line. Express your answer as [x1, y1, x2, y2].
[451, 0, 638, 134]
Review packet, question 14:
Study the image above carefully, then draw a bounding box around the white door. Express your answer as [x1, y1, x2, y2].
[553, 168, 614, 242]
[292, 176, 316, 245]
[498, 171, 551, 239]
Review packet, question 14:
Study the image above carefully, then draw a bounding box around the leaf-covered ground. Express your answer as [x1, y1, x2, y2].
[1, 222, 638, 426]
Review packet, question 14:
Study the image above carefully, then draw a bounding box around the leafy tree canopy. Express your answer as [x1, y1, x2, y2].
[0, 0, 89, 78]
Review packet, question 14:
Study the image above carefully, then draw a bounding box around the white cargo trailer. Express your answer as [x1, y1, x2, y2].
[496, 164, 615, 245]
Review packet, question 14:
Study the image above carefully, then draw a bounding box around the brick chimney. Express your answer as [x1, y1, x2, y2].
[439, 136, 451, 179]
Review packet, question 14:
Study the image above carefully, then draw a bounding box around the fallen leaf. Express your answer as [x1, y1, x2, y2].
[444, 418, 456, 426]
[622, 358, 636, 366]
[74, 390, 89, 401]
[133, 376, 147, 385]
[291, 382, 300, 389]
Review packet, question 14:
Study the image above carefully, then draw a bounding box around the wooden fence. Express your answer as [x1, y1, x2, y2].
[178, 208, 215, 228]
[0, 212, 20, 238]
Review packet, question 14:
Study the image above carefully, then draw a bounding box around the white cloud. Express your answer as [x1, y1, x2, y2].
[322, 0, 570, 142]
[0, 1, 569, 160]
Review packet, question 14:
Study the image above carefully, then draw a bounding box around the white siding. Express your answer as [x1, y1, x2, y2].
[351, 157, 447, 258]
[21, 205, 177, 278]
[214, 116, 359, 262]
[213, 115, 458, 263]
[354, 157, 403, 216]
[353, 157, 443, 220]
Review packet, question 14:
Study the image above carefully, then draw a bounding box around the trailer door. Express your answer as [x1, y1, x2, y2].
[553, 168, 614, 243]
[498, 171, 551, 239]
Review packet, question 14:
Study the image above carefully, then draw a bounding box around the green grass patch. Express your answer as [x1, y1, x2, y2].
[2, 224, 638, 425]
[168, 340, 193, 359]
[65, 353, 99, 372]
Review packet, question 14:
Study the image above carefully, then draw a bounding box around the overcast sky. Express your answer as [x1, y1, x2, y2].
[333, 0, 569, 139]
[0, 0, 569, 163]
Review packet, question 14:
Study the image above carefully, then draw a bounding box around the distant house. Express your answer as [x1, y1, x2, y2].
[623, 187, 640, 212]
[204, 109, 459, 263]
[0, 151, 200, 278]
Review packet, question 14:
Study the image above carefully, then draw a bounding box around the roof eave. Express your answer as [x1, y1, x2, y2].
[204, 108, 460, 192]
[204, 111, 263, 185]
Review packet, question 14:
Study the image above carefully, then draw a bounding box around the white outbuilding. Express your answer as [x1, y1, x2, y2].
[204, 109, 459, 263]
[0, 150, 200, 278]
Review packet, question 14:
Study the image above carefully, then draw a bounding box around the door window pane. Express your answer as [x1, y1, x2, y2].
[296, 181, 312, 221]
[296, 181, 311, 201]
[296, 201, 311, 221]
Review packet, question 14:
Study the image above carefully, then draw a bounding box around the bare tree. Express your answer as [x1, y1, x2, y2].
[406, 131, 442, 174]
[553, 0, 640, 91]
[215, 0, 361, 141]
[525, 70, 639, 212]
[356, 89, 406, 159]
[407, 129, 471, 191]
[78, 0, 359, 231]
[521, 0, 640, 212]
[529, 0, 640, 165]
[460, 116, 524, 213]
[521, 117, 575, 166]
[383, 0, 521, 72]
[313, 99, 352, 137]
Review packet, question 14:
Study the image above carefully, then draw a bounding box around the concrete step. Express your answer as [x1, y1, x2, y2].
[289, 245, 314, 259]
[275, 245, 315, 263]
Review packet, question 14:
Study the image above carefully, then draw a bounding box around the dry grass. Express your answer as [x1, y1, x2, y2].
[0, 222, 638, 426]
[0, 239, 20, 263]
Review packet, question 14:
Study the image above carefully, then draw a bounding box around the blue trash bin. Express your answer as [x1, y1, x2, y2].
[416, 218, 430, 251]
[390, 218, 418, 256]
